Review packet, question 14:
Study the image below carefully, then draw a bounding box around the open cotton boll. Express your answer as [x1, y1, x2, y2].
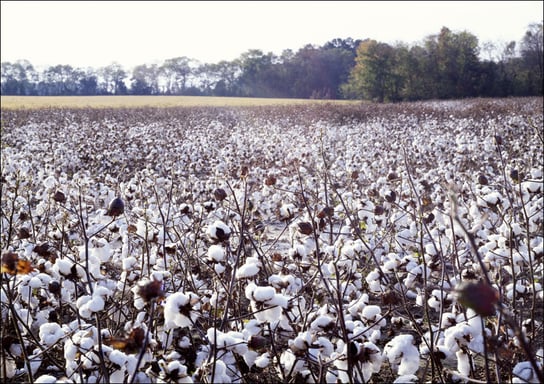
[236, 260, 261, 279]
[207, 360, 231, 383]
[90, 238, 112, 263]
[383, 334, 420, 376]
[280, 349, 304, 375]
[34, 375, 59, 384]
[456, 350, 472, 377]
[250, 286, 276, 303]
[108, 349, 128, 366]
[206, 220, 231, 242]
[122, 256, 138, 271]
[207, 244, 225, 262]
[39, 322, 65, 346]
[164, 292, 199, 329]
[310, 314, 335, 331]
[87, 296, 105, 312]
[255, 352, 270, 368]
[76, 295, 93, 319]
[394, 374, 419, 383]
[512, 360, 543, 383]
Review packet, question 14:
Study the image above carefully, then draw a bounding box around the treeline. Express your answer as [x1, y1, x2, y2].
[1, 23, 542, 101]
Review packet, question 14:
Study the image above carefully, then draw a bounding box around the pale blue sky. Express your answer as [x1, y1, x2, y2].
[1, 1, 542, 68]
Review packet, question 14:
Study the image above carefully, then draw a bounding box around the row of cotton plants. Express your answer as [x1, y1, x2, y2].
[1, 98, 542, 383]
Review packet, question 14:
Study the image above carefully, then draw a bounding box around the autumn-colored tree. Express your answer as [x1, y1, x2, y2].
[342, 39, 399, 102]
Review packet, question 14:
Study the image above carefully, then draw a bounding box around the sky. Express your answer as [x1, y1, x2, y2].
[1, 1, 542, 69]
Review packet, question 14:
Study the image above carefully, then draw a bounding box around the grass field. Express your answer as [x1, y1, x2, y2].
[0, 95, 360, 109]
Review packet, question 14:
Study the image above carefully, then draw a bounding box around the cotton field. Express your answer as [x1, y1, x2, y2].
[1, 98, 543, 383]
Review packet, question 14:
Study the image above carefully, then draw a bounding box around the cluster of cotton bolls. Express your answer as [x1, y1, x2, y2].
[1, 99, 542, 382]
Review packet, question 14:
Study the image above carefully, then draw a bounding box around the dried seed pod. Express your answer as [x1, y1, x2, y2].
[477, 174, 489, 185]
[107, 196, 125, 217]
[264, 175, 277, 186]
[213, 188, 227, 201]
[52, 190, 66, 203]
[137, 279, 164, 303]
[509, 169, 520, 182]
[384, 190, 396, 203]
[387, 171, 399, 181]
[18, 227, 31, 239]
[374, 205, 384, 215]
[297, 222, 313, 235]
[48, 280, 61, 296]
[317, 206, 334, 219]
[456, 280, 499, 317]
[494, 135, 503, 145]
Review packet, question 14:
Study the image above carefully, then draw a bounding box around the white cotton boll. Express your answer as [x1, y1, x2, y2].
[94, 286, 111, 298]
[207, 220, 231, 241]
[251, 286, 276, 302]
[362, 305, 382, 322]
[122, 256, 138, 271]
[243, 319, 261, 337]
[55, 258, 73, 276]
[136, 219, 149, 239]
[236, 262, 260, 279]
[64, 340, 79, 362]
[279, 203, 296, 220]
[255, 352, 270, 368]
[243, 349, 260, 368]
[394, 374, 419, 383]
[108, 349, 128, 366]
[310, 315, 334, 331]
[109, 369, 126, 383]
[444, 323, 471, 352]
[26, 276, 42, 289]
[383, 259, 399, 272]
[207, 244, 225, 262]
[43, 175, 57, 189]
[254, 305, 282, 324]
[280, 350, 304, 374]
[245, 282, 257, 300]
[80, 336, 96, 353]
[39, 323, 65, 346]
[268, 293, 289, 309]
[290, 331, 312, 352]
[512, 361, 542, 383]
[210, 360, 230, 383]
[383, 334, 420, 376]
[87, 296, 105, 312]
[34, 375, 58, 383]
[27, 351, 42, 376]
[366, 269, 381, 283]
[214, 263, 226, 274]
[164, 292, 199, 329]
[456, 350, 471, 377]
[76, 295, 92, 317]
[317, 337, 334, 357]
[91, 239, 112, 263]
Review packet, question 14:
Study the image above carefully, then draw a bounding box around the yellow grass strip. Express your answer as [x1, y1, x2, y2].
[1, 95, 359, 109]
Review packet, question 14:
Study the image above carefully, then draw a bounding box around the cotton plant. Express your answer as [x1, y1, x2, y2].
[331, 340, 382, 383]
[76, 285, 112, 319]
[163, 291, 200, 330]
[245, 282, 290, 325]
[383, 334, 420, 376]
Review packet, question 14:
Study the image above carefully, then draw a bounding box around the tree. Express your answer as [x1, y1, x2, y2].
[160, 56, 195, 94]
[131, 64, 159, 95]
[1, 60, 36, 95]
[520, 22, 543, 94]
[99, 63, 128, 95]
[342, 39, 397, 102]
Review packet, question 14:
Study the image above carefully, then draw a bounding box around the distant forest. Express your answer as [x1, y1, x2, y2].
[1, 23, 542, 101]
